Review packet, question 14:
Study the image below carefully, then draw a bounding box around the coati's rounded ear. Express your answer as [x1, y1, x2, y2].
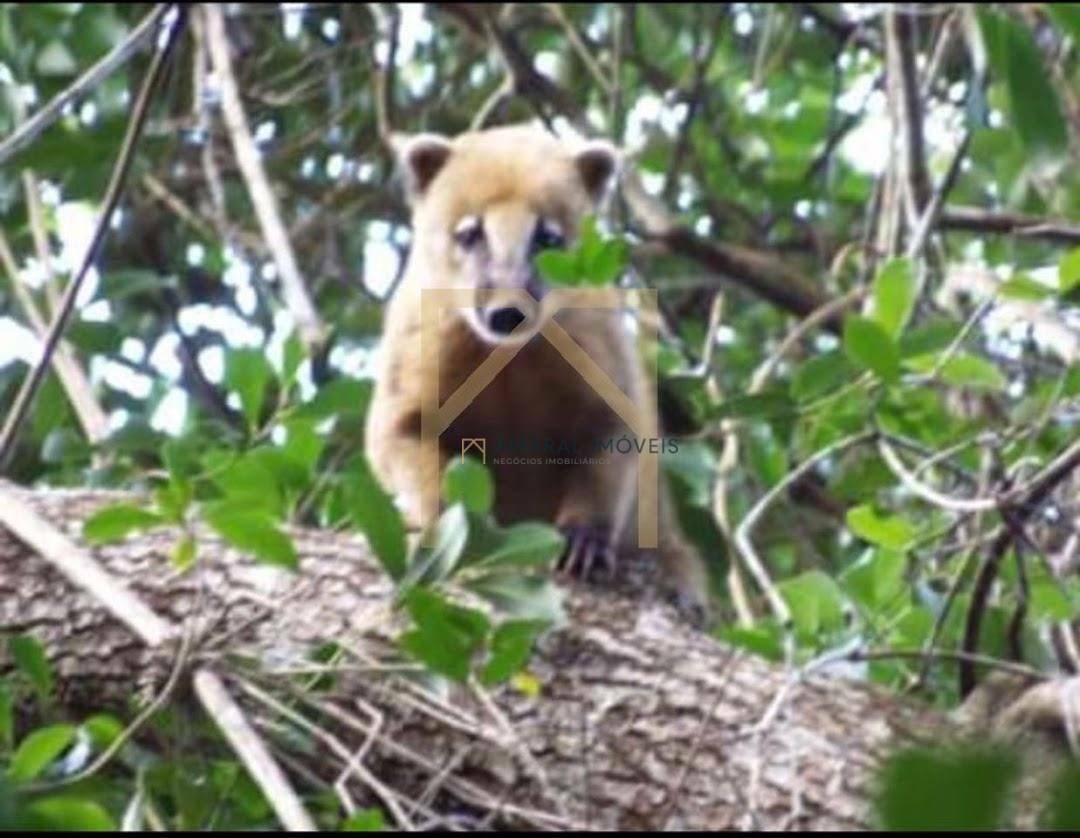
[575, 140, 620, 201]
[392, 132, 453, 202]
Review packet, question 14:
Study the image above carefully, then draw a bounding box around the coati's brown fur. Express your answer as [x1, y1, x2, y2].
[365, 124, 710, 619]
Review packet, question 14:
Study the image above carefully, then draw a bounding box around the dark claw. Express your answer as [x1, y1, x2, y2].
[556, 524, 617, 580]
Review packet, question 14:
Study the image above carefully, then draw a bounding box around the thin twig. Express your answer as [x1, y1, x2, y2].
[194, 669, 318, 831]
[202, 4, 326, 350]
[0, 484, 175, 647]
[0, 230, 108, 446]
[735, 431, 875, 633]
[0, 5, 170, 166]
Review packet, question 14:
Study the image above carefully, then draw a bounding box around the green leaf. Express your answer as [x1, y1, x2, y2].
[225, 348, 273, 430]
[465, 572, 566, 623]
[713, 391, 796, 420]
[582, 237, 628, 286]
[843, 316, 900, 383]
[481, 619, 548, 685]
[470, 521, 565, 570]
[82, 503, 164, 545]
[7, 724, 76, 782]
[342, 809, 386, 831]
[998, 274, 1052, 301]
[847, 504, 917, 551]
[399, 588, 489, 682]
[535, 249, 580, 286]
[898, 318, 962, 359]
[280, 331, 306, 386]
[299, 379, 372, 420]
[0, 681, 13, 750]
[171, 533, 197, 571]
[203, 502, 298, 569]
[1028, 567, 1076, 623]
[872, 257, 916, 339]
[1061, 247, 1080, 296]
[875, 746, 1019, 830]
[746, 425, 787, 489]
[442, 457, 494, 515]
[978, 10, 1068, 155]
[841, 549, 906, 612]
[778, 570, 846, 637]
[21, 796, 116, 830]
[907, 353, 1007, 391]
[405, 503, 469, 586]
[82, 714, 124, 750]
[209, 450, 282, 515]
[716, 623, 785, 662]
[9, 635, 53, 701]
[344, 457, 407, 581]
[791, 352, 855, 401]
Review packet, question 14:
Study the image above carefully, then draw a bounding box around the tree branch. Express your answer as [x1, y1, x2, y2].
[202, 4, 327, 352]
[0, 7, 183, 470]
[0, 5, 171, 167]
[939, 206, 1080, 246]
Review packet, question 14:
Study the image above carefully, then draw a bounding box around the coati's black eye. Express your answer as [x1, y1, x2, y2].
[532, 219, 565, 251]
[453, 216, 484, 249]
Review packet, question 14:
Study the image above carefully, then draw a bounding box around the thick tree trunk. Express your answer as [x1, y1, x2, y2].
[0, 484, 1064, 830]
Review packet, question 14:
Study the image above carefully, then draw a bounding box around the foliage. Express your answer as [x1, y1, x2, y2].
[1, 1, 1079, 830]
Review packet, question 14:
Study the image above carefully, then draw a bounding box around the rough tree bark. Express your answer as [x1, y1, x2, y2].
[0, 483, 1071, 830]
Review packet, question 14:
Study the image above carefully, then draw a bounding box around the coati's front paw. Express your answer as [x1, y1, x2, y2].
[555, 522, 617, 581]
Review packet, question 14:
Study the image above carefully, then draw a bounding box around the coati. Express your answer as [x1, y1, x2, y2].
[365, 123, 711, 620]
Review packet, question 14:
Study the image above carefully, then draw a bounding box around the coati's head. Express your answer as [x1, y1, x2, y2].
[394, 124, 619, 345]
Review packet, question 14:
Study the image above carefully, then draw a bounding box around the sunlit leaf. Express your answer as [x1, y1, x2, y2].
[843, 316, 900, 383]
[82, 503, 164, 545]
[8, 724, 76, 782]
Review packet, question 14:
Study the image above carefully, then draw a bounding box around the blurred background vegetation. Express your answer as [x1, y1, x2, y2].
[0, 2, 1079, 830]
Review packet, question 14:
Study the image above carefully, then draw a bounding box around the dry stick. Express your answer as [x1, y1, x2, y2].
[938, 206, 1080, 246]
[703, 295, 756, 627]
[876, 434, 999, 513]
[235, 676, 414, 830]
[0, 231, 108, 446]
[22, 172, 109, 442]
[194, 670, 319, 832]
[368, 2, 399, 145]
[0, 5, 170, 166]
[913, 450, 993, 691]
[0, 485, 175, 646]
[470, 74, 514, 132]
[22, 171, 60, 313]
[960, 438, 1080, 697]
[734, 431, 875, 639]
[545, 3, 613, 95]
[885, 8, 931, 224]
[714, 286, 868, 628]
[0, 9, 181, 469]
[202, 4, 326, 351]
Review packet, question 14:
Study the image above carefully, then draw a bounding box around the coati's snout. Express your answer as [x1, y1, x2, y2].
[469, 284, 542, 345]
[487, 306, 526, 335]
[451, 208, 556, 345]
